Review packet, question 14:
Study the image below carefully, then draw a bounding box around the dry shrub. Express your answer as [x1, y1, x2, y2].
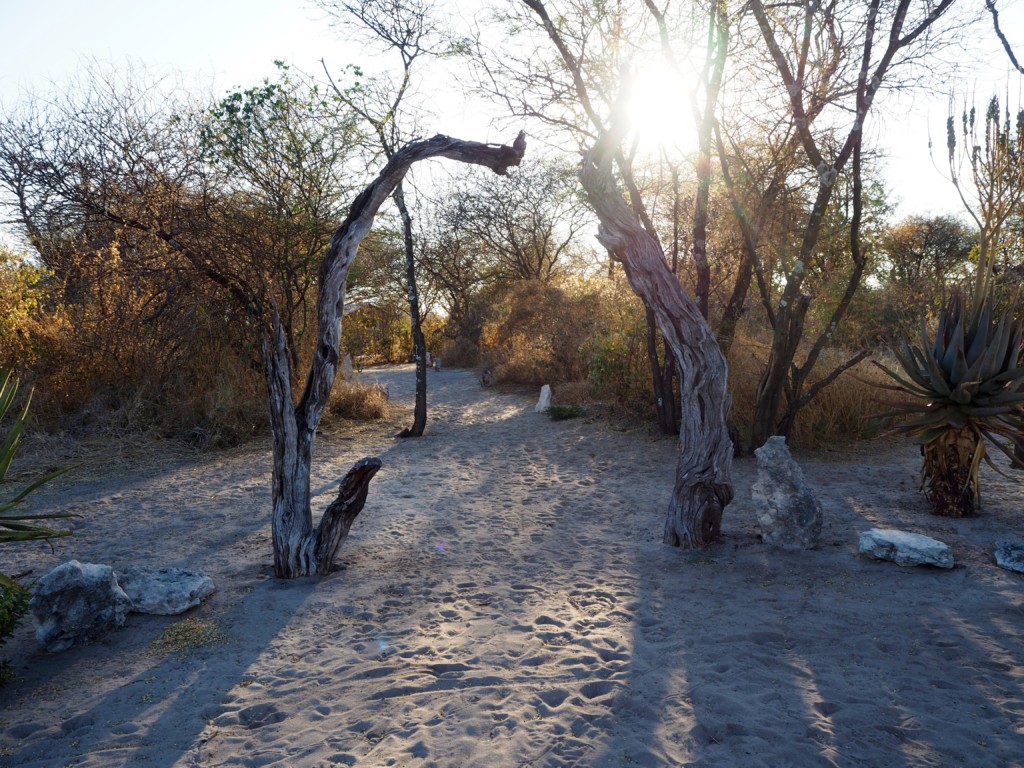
[343, 303, 410, 364]
[577, 283, 653, 416]
[18, 255, 268, 447]
[326, 380, 392, 421]
[437, 336, 480, 368]
[482, 279, 604, 387]
[553, 379, 600, 405]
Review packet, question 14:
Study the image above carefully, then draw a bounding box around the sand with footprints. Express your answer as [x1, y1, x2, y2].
[2, 364, 1023, 767]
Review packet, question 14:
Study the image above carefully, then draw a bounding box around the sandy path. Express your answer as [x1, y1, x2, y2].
[1, 364, 1023, 767]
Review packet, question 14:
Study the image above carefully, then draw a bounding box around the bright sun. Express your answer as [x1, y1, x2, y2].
[627, 61, 698, 155]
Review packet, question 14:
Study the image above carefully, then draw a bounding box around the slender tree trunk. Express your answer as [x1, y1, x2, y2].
[393, 182, 427, 437]
[645, 304, 678, 435]
[581, 146, 733, 548]
[264, 132, 525, 578]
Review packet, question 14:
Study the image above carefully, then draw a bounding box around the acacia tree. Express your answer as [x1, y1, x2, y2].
[742, 0, 960, 447]
[452, 159, 591, 283]
[0, 66, 362, 374]
[319, 0, 444, 437]
[201, 63, 362, 370]
[512, 0, 734, 547]
[265, 131, 525, 578]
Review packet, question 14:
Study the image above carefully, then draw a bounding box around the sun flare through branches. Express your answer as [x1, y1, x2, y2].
[625, 60, 697, 156]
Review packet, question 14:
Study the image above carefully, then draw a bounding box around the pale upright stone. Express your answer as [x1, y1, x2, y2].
[751, 436, 822, 549]
[535, 384, 552, 413]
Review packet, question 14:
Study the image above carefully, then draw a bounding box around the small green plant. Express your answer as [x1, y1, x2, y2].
[546, 404, 586, 421]
[875, 289, 1024, 516]
[0, 369, 74, 590]
[0, 583, 29, 684]
[0, 370, 72, 682]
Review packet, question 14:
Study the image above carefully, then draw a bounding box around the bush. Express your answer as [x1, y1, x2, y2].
[481, 280, 604, 386]
[546, 404, 586, 420]
[0, 584, 29, 685]
[726, 326, 899, 448]
[326, 381, 391, 422]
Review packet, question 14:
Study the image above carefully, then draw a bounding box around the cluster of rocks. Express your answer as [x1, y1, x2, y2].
[29, 561, 215, 653]
[752, 436, 1024, 573]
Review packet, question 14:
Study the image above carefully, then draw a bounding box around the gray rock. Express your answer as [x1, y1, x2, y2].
[535, 384, 552, 413]
[751, 436, 822, 548]
[859, 528, 954, 568]
[30, 560, 132, 652]
[116, 566, 215, 615]
[994, 540, 1024, 574]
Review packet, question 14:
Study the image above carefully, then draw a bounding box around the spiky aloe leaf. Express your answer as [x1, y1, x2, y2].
[0, 371, 17, 424]
[966, 301, 992, 366]
[871, 360, 934, 399]
[0, 466, 71, 515]
[942, 312, 966, 381]
[950, 379, 981, 404]
[921, 343, 955, 398]
[0, 388, 30, 481]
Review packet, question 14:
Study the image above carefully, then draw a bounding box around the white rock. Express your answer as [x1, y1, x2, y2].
[30, 561, 132, 652]
[994, 540, 1024, 574]
[751, 436, 822, 549]
[117, 566, 215, 615]
[859, 528, 954, 569]
[535, 384, 552, 413]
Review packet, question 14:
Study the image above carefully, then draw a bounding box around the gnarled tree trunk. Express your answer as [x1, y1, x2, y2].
[580, 145, 734, 548]
[265, 132, 525, 578]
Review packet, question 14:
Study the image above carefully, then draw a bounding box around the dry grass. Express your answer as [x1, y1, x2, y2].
[326, 381, 393, 422]
[727, 330, 906, 449]
[150, 616, 228, 656]
[553, 380, 600, 406]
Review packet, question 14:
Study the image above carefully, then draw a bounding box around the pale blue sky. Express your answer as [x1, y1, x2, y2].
[0, 0, 344, 100]
[0, 0, 1022, 219]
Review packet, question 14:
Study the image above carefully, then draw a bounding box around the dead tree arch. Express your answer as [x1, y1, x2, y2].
[265, 132, 525, 578]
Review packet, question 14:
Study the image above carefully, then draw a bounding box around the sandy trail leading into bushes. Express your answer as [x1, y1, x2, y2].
[2, 363, 1024, 767]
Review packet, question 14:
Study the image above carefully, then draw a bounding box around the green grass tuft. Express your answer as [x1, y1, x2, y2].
[546, 404, 586, 421]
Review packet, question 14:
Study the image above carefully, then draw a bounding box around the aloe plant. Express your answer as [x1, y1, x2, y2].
[875, 289, 1024, 517]
[0, 370, 72, 591]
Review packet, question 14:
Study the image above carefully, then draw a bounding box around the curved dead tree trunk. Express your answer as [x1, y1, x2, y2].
[265, 132, 525, 578]
[580, 144, 734, 548]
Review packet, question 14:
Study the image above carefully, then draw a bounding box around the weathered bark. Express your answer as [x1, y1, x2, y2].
[581, 144, 734, 548]
[265, 132, 525, 578]
[922, 428, 979, 518]
[523, 0, 732, 546]
[301, 457, 382, 575]
[393, 182, 427, 438]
